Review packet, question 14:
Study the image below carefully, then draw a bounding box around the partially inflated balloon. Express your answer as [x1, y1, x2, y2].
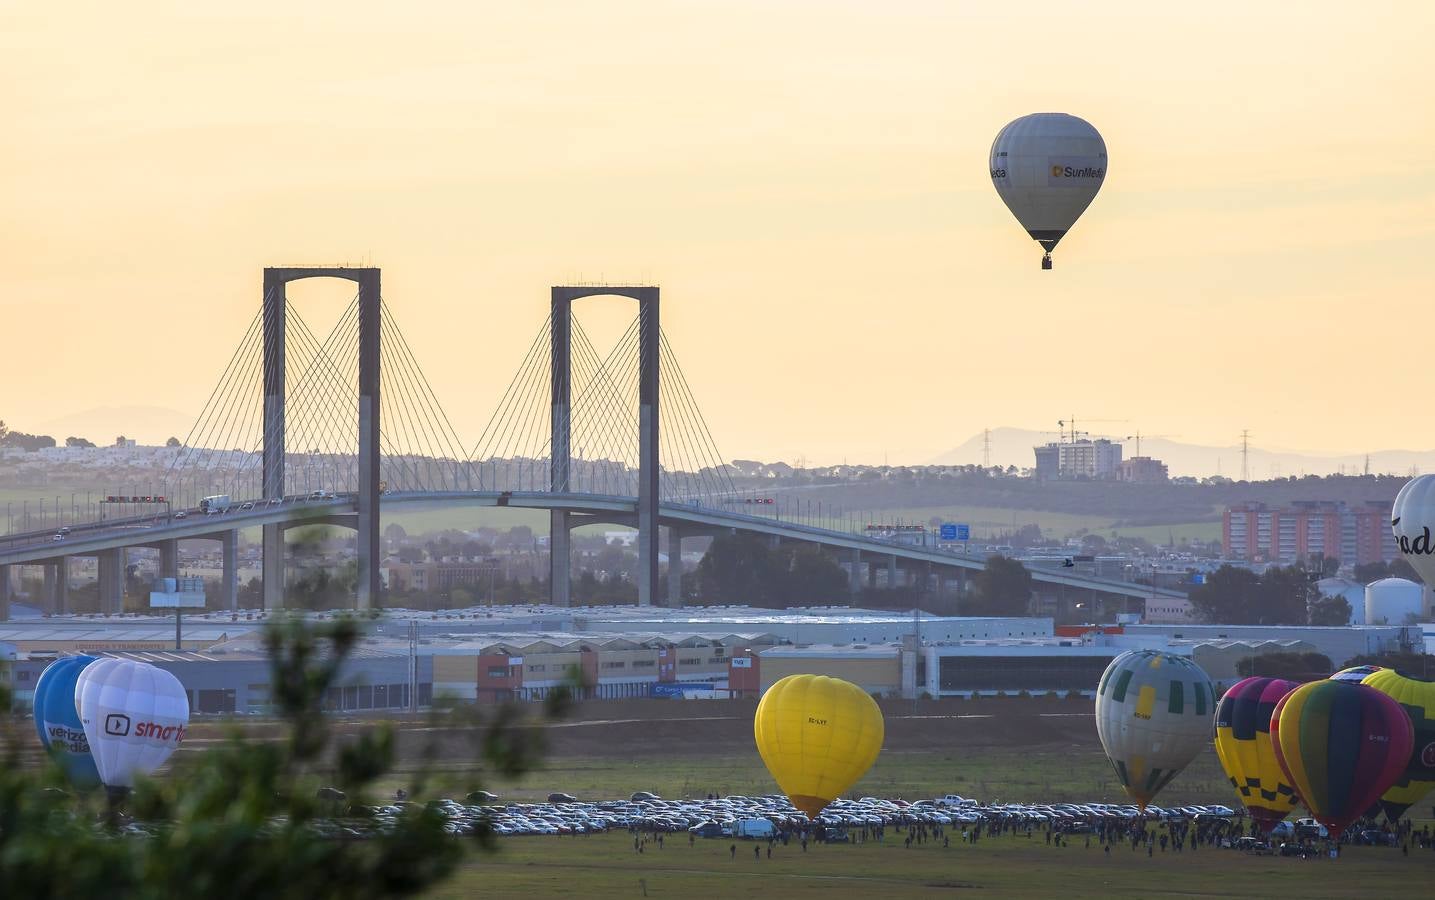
[1360, 669, 1435, 822]
[1330, 665, 1383, 684]
[1095, 650, 1215, 810]
[989, 112, 1107, 269]
[32, 655, 102, 789]
[1213, 677, 1300, 832]
[76, 658, 189, 789]
[1271, 680, 1413, 836]
[754, 675, 883, 818]
[1391, 475, 1435, 586]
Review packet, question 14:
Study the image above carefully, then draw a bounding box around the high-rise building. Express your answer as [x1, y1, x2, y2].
[1033, 443, 1060, 480]
[1032, 438, 1123, 479]
[1223, 501, 1396, 565]
[1118, 456, 1169, 483]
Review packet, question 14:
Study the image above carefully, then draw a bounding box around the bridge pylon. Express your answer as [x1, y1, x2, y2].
[261, 267, 382, 610]
[549, 286, 660, 606]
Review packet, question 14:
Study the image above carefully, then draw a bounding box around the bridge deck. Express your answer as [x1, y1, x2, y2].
[0, 491, 1185, 601]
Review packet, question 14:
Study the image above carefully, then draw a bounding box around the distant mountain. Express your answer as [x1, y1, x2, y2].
[928, 427, 1435, 480]
[36, 405, 195, 446]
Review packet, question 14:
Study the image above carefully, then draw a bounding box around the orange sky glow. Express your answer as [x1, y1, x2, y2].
[2, 1, 1431, 464]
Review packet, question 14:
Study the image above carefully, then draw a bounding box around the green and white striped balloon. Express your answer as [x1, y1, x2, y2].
[1095, 649, 1215, 810]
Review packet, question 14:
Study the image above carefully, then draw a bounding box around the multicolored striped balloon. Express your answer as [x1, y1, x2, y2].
[1330, 665, 1383, 684]
[1270, 680, 1413, 836]
[1359, 669, 1435, 822]
[1213, 677, 1301, 832]
[1095, 650, 1215, 810]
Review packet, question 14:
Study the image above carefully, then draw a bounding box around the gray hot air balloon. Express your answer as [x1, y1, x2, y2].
[989, 113, 1108, 269]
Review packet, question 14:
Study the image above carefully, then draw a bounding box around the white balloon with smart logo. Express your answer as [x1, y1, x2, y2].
[989, 112, 1107, 270]
[1392, 475, 1435, 587]
[75, 657, 190, 789]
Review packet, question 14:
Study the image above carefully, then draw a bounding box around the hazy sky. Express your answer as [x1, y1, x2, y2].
[2, 1, 1431, 465]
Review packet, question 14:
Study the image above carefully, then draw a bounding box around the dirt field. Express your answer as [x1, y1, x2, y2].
[386, 695, 1099, 759]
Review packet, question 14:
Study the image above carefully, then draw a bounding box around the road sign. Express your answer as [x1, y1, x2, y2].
[940, 523, 957, 541]
[956, 524, 970, 541]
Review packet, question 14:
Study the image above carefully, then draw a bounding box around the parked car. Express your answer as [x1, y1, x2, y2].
[547, 793, 577, 804]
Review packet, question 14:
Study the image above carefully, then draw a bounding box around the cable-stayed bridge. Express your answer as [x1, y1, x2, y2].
[0, 268, 1183, 619]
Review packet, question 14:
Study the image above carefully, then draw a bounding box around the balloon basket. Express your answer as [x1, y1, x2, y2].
[1041, 254, 1052, 270]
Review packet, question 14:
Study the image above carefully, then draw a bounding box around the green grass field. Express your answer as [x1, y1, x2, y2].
[431, 829, 1433, 899]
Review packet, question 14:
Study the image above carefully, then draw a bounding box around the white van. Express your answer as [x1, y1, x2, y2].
[734, 818, 776, 839]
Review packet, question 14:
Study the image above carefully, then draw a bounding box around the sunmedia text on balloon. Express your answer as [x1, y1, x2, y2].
[1392, 518, 1434, 555]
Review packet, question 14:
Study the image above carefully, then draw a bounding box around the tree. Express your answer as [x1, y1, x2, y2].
[0, 614, 575, 899]
[1235, 651, 1332, 679]
[165, 436, 181, 447]
[1188, 564, 1311, 626]
[0, 429, 56, 451]
[1353, 558, 1419, 584]
[1258, 565, 1315, 626]
[65, 436, 96, 448]
[1308, 593, 1352, 626]
[777, 546, 849, 606]
[1353, 560, 1387, 584]
[967, 555, 1032, 616]
[694, 532, 779, 605]
[1189, 565, 1262, 624]
[1341, 650, 1435, 676]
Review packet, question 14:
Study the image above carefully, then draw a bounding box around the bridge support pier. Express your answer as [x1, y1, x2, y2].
[159, 539, 179, 581]
[887, 555, 898, 590]
[550, 510, 570, 607]
[59, 557, 70, 614]
[0, 563, 10, 621]
[667, 527, 682, 608]
[263, 526, 284, 610]
[98, 547, 124, 615]
[43, 563, 58, 616]
[221, 530, 239, 612]
[848, 549, 862, 598]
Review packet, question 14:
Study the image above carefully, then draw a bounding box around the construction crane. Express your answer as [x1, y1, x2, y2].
[1057, 417, 1127, 444]
[1122, 430, 1177, 457]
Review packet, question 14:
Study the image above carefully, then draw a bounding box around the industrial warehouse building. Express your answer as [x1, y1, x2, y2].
[0, 606, 1425, 712]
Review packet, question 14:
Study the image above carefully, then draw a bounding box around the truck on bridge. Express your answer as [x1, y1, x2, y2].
[199, 494, 232, 513]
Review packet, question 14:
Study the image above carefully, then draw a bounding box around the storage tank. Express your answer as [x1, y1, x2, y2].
[1365, 578, 1423, 625]
[1317, 577, 1366, 625]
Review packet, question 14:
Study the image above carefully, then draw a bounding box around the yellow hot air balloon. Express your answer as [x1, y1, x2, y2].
[1212, 677, 1301, 832]
[1360, 669, 1435, 821]
[754, 674, 884, 819]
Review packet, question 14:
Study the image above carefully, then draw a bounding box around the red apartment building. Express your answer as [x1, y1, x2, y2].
[1223, 501, 1395, 566]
